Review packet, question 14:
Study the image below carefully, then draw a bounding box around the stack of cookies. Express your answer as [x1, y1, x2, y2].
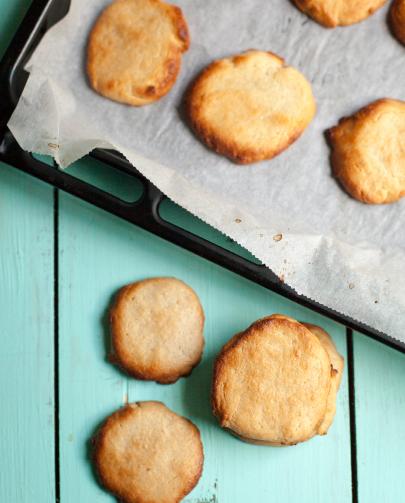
[212, 314, 344, 446]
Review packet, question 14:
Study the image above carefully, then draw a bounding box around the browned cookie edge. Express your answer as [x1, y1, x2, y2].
[110, 278, 205, 384]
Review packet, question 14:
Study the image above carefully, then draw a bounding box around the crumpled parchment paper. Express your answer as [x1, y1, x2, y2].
[8, 0, 405, 341]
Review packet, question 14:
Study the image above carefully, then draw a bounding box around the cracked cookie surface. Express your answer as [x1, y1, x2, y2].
[328, 99, 405, 204]
[292, 0, 387, 27]
[110, 277, 204, 383]
[87, 0, 189, 106]
[187, 50, 315, 164]
[212, 315, 332, 445]
[93, 402, 204, 503]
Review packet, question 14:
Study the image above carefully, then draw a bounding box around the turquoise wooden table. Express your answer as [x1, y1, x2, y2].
[1, 2, 405, 502]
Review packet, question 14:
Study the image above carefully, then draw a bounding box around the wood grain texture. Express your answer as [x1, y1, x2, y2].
[354, 332, 405, 502]
[0, 163, 55, 502]
[57, 159, 351, 502]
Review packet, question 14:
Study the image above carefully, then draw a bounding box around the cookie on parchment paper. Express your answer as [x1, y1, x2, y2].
[87, 0, 189, 106]
[110, 277, 205, 383]
[292, 0, 387, 27]
[390, 0, 405, 45]
[212, 315, 332, 446]
[93, 401, 204, 503]
[328, 98, 405, 204]
[186, 50, 316, 164]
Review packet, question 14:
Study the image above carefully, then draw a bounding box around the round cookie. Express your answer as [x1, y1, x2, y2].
[110, 277, 204, 383]
[328, 98, 405, 204]
[186, 50, 316, 164]
[93, 401, 204, 503]
[212, 316, 332, 445]
[292, 0, 387, 27]
[303, 323, 344, 434]
[244, 315, 344, 436]
[390, 0, 405, 45]
[87, 0, 189, 106]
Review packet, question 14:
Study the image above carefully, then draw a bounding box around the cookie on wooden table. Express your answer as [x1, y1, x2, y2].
[292, 0, 387, 27]
[267, 315, 344, 434]
[186, 50, 316, 164]
[110, 277, 204, 383]
[212, 316, 332, 445]
[267, 315, 344, 432]
[87, 0, 190, 106]
[328, 98, 405, 204]
[390, 0, 405, 45]
[303, 323, 344, 434]
[93, 401, 204, 503]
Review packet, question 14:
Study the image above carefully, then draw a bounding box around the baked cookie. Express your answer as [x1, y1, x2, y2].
[87, 0, 189, 106]
[303, 323, 344, 434]
[93, 401, 203, 503]
[186, 50, 316, 164]
[212, 316, 332, 445]
[292, 0, 387, 27]
[328, 99, 405, 204]
[252, 315, 344, 435]
[390, 0, 405, 45]
[110, 277, 204, 383]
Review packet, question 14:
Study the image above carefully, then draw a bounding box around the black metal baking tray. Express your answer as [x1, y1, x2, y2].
[1, 0, 403, 353]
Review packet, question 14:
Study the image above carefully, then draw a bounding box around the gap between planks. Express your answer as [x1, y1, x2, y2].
[347, 328, 358, 503]
[54, 187, 61, 503]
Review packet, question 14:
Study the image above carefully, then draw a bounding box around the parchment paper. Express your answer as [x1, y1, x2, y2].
[9, 0, 405, 341]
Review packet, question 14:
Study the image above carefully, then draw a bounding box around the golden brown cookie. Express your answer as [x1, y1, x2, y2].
[303, 323, 344, 434]
[110, 277, 204, 383]
[93, 401, 204, 503]
[292, 0, 387, 27]
[390, 0, 405, 45]
[87, 0, 189, 106]
[212, 316, 332, 446]
[186, 50, 316, 164]
[245, 315, 344, 436]
[328, 98, 405, 204]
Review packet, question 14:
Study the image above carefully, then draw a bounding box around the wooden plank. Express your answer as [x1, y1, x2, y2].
[57, 159, 144, 502]
[0, 163, 55, 502]
[0, 2, 55, 501]
[58, 160, 351, 502]
[354, 332, 405, 501]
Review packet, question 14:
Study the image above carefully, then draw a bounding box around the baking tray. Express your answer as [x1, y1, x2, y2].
[0, 0, 404, 354]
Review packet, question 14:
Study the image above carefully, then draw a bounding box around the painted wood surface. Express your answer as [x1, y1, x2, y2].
[0, 2, 55, 501]
[57, 160, 351, 503]
[354, 333, 405, 502]
[0, 163, 55, 502]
